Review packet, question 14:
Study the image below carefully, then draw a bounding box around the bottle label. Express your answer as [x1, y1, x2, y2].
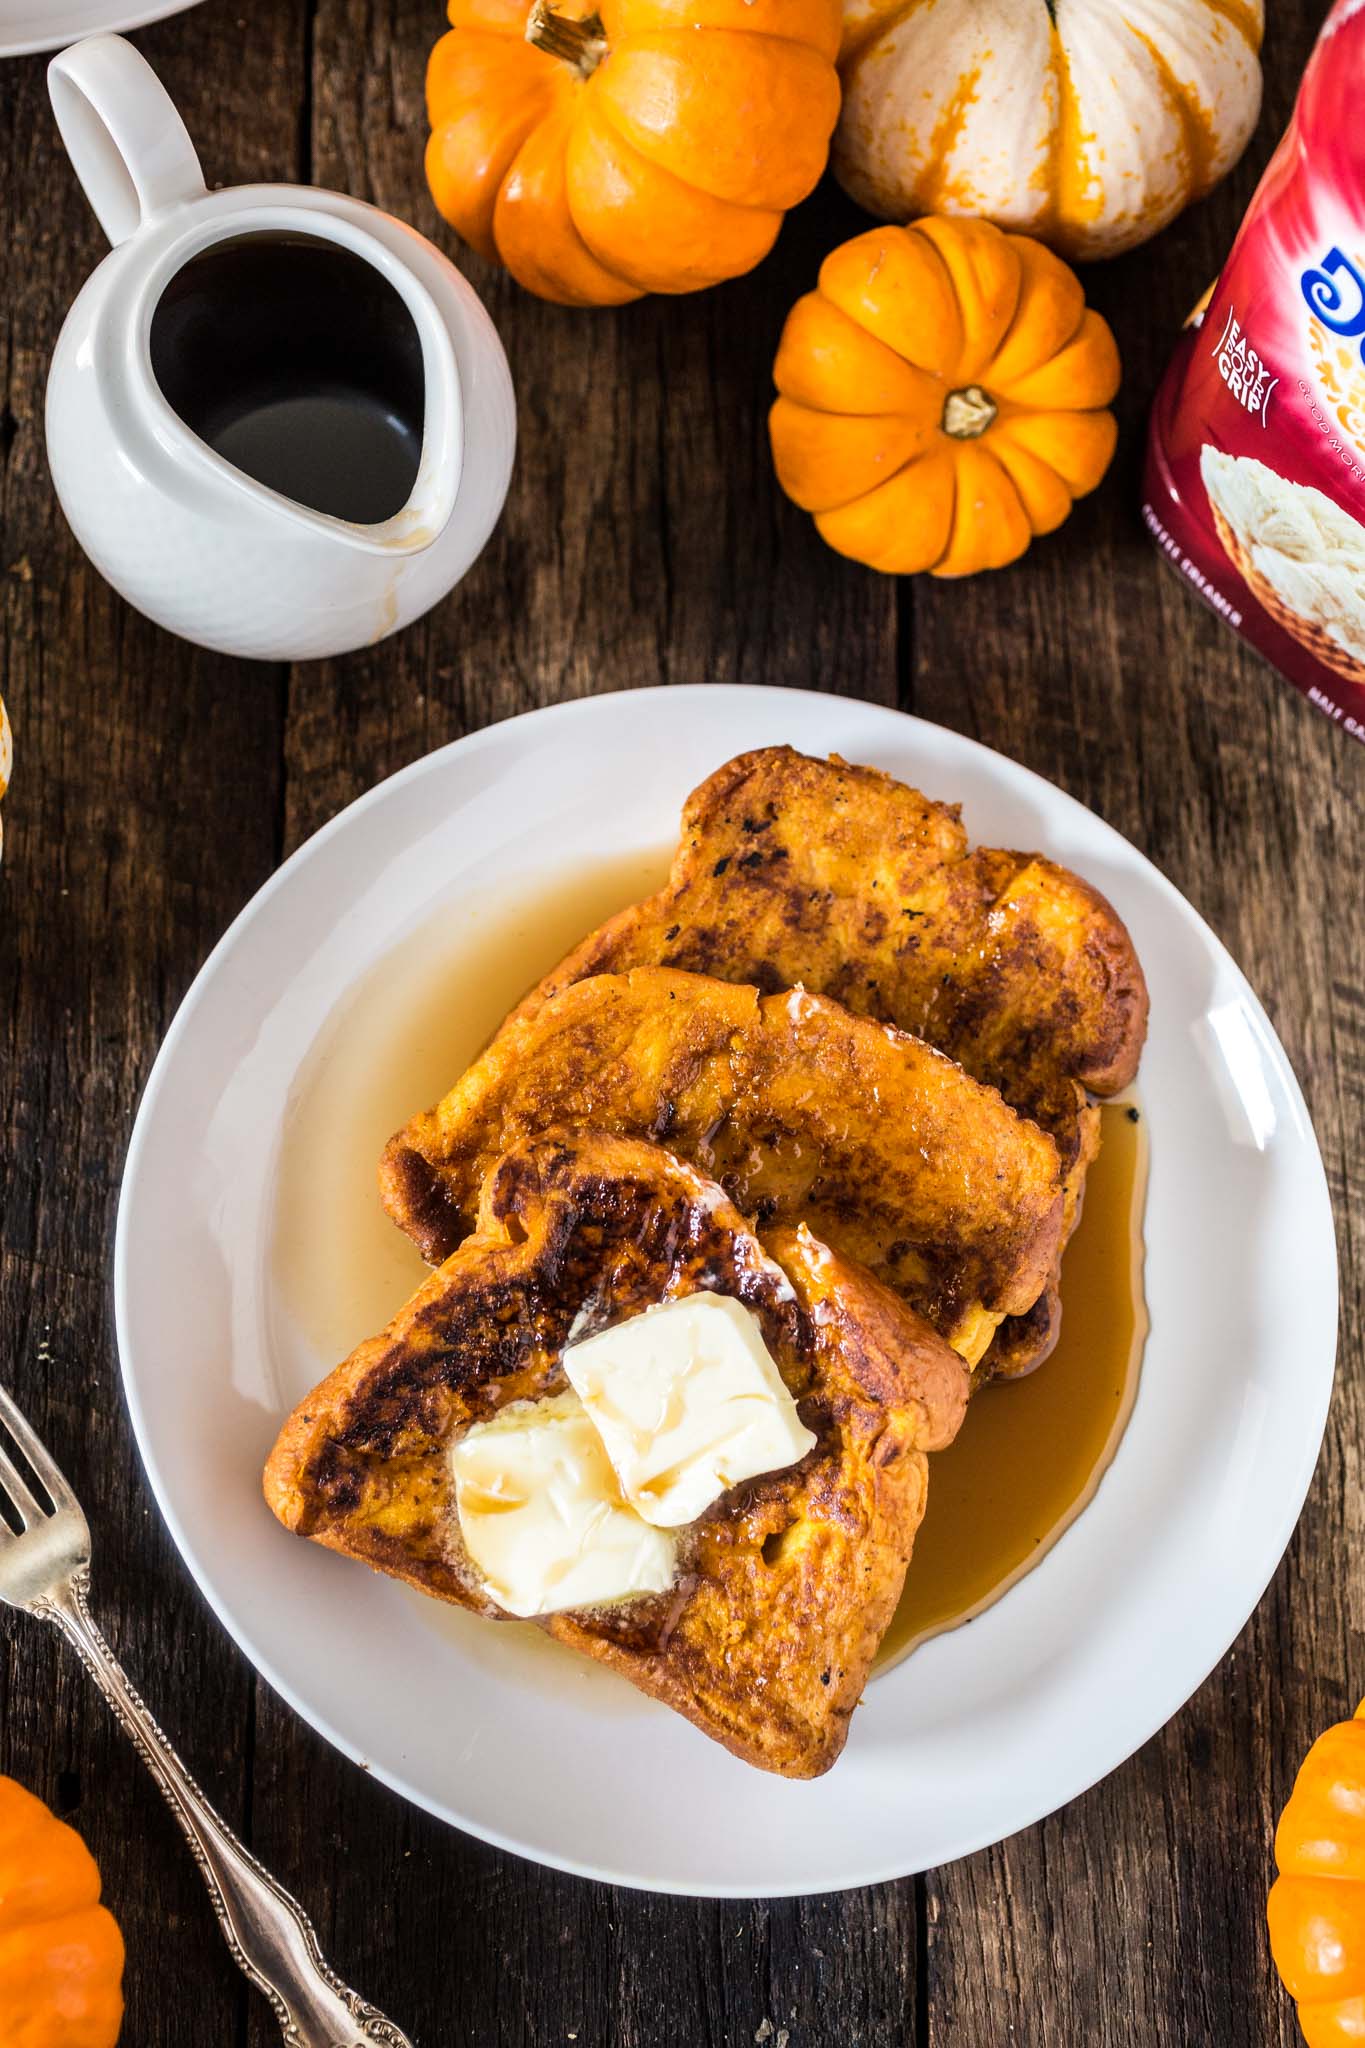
[1144, 0, 1365, 742]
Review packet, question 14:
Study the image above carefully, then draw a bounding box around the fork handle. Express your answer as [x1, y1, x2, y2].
[39, 1571, 415, 2048]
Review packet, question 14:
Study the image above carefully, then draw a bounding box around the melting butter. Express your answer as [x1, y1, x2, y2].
[563, 1293, 816, 1528]
[452, 1392, 676, 1618]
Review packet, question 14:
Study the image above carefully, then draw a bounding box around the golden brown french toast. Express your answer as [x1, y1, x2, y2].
[380, 967, 1064, 1368]
[497, 748, 1149, 1376]
[265, 1133, 968, 1778]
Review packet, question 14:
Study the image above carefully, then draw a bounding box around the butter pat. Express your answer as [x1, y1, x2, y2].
[562, 1293, 816, 1528]
[452, 1392, 676, 1618]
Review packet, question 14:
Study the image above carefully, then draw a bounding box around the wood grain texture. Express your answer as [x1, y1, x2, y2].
[912, 8, 1359, 2046]
[0, 0, 1358, 2042]
[0, 9, 305, 2044]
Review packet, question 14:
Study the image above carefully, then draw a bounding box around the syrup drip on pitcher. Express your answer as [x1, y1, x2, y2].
[149, 233, 425, 525]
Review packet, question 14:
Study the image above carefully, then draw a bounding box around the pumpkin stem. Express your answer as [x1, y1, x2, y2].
[525, 0, 609, 77]
[942, 386, 999, 440]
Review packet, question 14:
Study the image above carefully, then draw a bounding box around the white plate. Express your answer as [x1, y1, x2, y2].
[1, 0, 199, 58]
[114, 686, 1338, 1897]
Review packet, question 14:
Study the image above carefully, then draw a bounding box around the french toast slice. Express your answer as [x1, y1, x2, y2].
[266, 1133, 969, 1778]
[496, 747, 1149, 1377]
[380, 967, 1064, 1368]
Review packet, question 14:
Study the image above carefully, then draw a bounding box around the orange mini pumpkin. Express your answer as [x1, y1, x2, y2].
[769, 216, 1121, 576]
[426, 0, 842, 307]
[0, 1775, 125, 2048]
[1269, 1698, 1365, 2047]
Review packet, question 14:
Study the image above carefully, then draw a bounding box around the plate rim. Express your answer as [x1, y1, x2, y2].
[0, 0, 201, 58]
[113, 684, 1339, 1896]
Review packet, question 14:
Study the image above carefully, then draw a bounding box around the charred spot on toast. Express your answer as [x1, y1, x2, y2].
[299, 1140, 811, 1521]
[380, 1145, 464, 1266]
[985, 1284, 1062, 1381]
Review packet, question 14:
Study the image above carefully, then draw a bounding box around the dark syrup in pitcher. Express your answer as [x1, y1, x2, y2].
[149, 233, 425, 525]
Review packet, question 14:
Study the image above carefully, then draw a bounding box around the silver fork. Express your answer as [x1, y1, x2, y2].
[0, 1377, 415, 2048]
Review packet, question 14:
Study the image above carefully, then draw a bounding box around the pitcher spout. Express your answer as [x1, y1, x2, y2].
[328, 230, 465, 558]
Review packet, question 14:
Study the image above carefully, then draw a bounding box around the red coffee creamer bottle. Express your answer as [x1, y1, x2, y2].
[1144, 0, 1365, 743]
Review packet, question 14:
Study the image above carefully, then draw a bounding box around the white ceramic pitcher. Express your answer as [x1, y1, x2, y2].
[45, 35, 516, 662]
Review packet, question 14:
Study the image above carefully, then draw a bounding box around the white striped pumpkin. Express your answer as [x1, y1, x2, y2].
[835, 0, 1264, 262]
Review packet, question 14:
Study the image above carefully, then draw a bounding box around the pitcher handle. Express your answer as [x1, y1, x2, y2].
[49, 35, 206, 248]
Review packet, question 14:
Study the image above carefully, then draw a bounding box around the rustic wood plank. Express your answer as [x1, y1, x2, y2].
[1, 0, 1353, 2042]
[912, 8, 1360, 2045]
[0, 10, 306, 2043]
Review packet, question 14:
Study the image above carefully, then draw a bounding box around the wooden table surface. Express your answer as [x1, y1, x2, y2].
[2, 2, 1360, 2042]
